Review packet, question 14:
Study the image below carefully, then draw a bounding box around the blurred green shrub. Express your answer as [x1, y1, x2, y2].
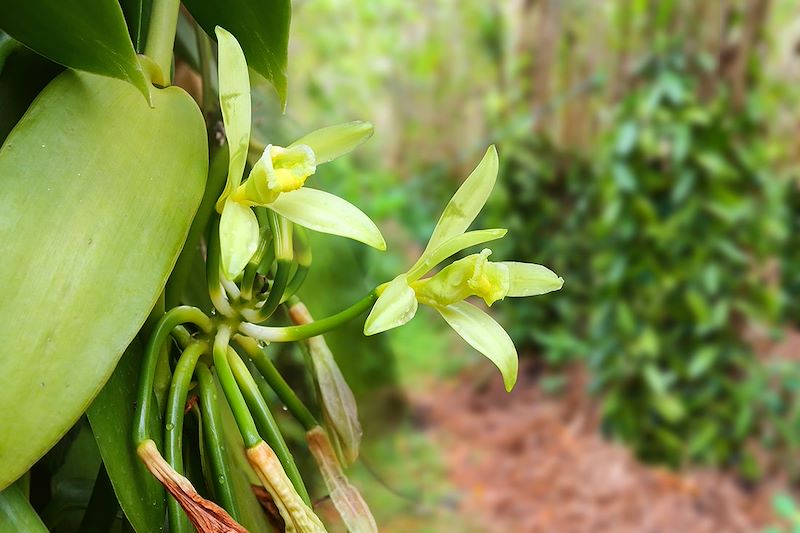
[589, 54, 785, 467]
[747, 359, 800, 480]
[486, 137, 595, 365]
[489, 52, 788, 468]
[781, 182, 800, 325]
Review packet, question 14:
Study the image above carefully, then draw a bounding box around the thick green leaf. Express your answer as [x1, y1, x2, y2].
[0, 44, 62, 144]
[0, 0, 149, 99]
[87, 338, 166, 533]
[119, 0, 153, 52]
[183, 0, 291, 106]
[0, 485, 47, 532]
[0, 71, 207, 489]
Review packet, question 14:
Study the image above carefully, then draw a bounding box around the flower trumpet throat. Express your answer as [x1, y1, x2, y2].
[136, 439, 247, 533]
[235, 144, 317, 205]
[246, 441, 327, 533]
[412, 249, 509, 307]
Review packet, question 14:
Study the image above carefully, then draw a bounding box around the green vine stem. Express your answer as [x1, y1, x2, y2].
[227, 348, 311, 504]
[246, 260, 291, 323]
[134, 306, 213, 445]
[194, 25, 216, 123]
[195, 362, 240, 519]
[212, 326, 260, 448]
[240, 225, 273, 302]
[242, 211, 293, 322]
[167, 145, 229, 308]
[281, 225, 312, 303]
[234, 335, 317, 431]
[239, 291, 378, 342]
[165, 342, 207, 533]
[143, 0, 181, 85]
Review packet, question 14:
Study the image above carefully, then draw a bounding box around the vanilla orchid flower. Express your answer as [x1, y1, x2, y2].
[214, 27, 385, 280]
[363, 146, 564, 391]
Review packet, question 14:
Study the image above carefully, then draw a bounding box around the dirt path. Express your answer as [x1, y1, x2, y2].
[411, 362, 787, 533]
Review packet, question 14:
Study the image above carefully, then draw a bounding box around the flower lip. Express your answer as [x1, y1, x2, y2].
[412, 249, 510, 308]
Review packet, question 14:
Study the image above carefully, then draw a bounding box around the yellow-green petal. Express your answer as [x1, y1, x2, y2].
[219, 199, 259, 280]
[406, 228, 507, 282]
[502, 262, 564, 296]
[363, 275, 417, 336]
[435, 301, 518, 391]
[269, 188, 386, 251]
[419, 145, 498, 261]
[215, 26, 251, 212]
[289, 121, 374, 164]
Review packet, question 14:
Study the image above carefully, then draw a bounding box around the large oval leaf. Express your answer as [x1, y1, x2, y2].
[183, 0, 291, 106]
[0, 0, 149, 99]
[0, 71, 207, 489]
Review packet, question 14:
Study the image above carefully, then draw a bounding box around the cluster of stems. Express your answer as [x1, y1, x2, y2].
[132, 198, 378, 531]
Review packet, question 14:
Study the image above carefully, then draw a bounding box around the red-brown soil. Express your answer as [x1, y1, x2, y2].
[412, 361, 790, 533]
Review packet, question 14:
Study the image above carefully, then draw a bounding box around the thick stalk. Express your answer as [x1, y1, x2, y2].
[195, 363, 240, 519]
[234, 335, 317, 430]
[143, 0, 181, 85]
[240, 291, 378, 342]
[164, 343, 207, 533]
[227, 348, 311, 504]
[134, 306, 213, 445]
[213, 326, 261, 448]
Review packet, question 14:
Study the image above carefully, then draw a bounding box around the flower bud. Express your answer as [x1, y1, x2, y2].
[412, 248, 509, 307]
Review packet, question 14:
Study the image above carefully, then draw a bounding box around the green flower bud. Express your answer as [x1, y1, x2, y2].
[412, 248, 509, 307]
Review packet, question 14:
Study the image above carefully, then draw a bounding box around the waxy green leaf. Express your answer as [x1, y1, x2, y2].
[0, 485, 47, 532]
[0, 44, 62, 144]
[0, 0, 150, 100]
[119, 0, 153, 52]
[87, 339, 165, 533]
[0, 71, 207, 489]
[183, 0, 291, 106]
